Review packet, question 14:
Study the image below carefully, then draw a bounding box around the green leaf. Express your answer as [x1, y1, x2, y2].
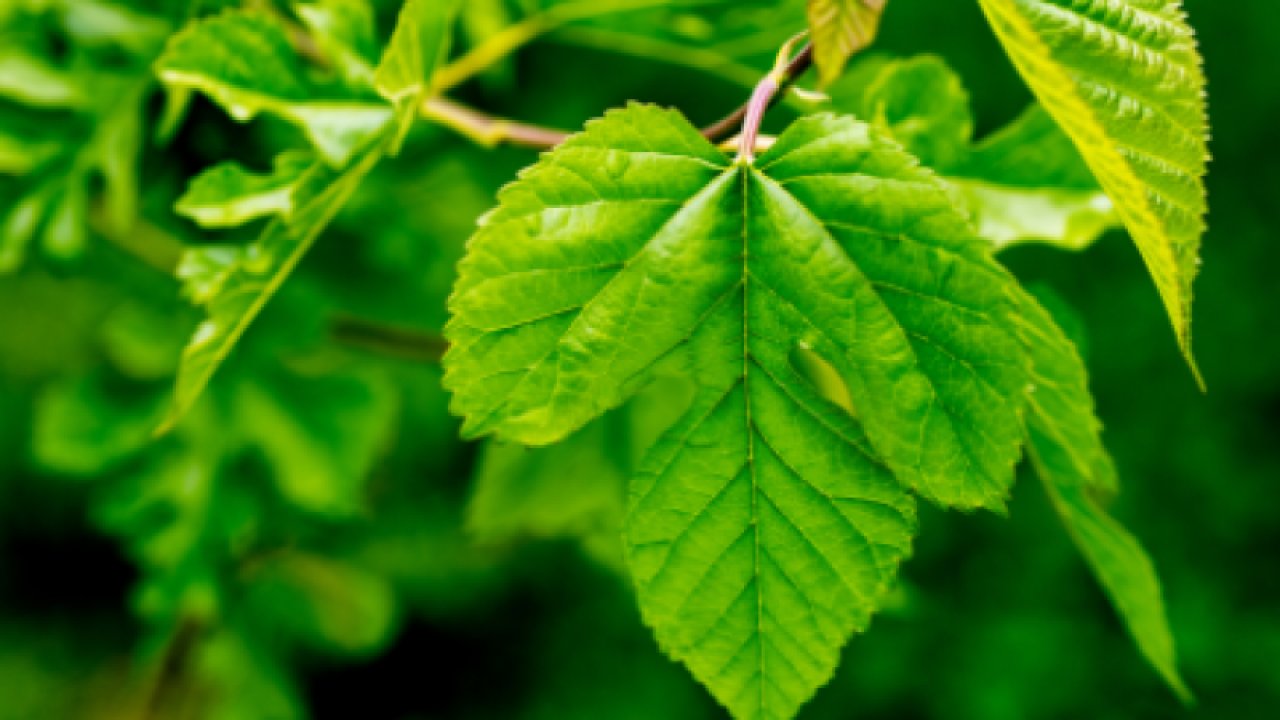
[374, 0, 461, 147]
[830, 54, 972, 169]
[954, 106, 1120, 253]
[33, 373, 168, 476]
[243, 552, 398, 656]
[155, 10, 393, 166]
[1017, 289, 1117, 495]
[295, 0, 379, 89]
[806, 0, 888, 86]
[0, 48, 86, 108]
[1018, 289, 1189, 700]
[176, 152, 314, 228]
[161, 136, 390, 432]
[446, 105, 1028, 511]
[976, 0, 1209, 377]
[468, 421, 627, 546]
[445, 104, 1031, 718]
[231, 368, 397, 517]
[831, 55, 1120, 253]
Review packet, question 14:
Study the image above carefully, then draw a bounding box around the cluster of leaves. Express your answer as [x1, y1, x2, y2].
[0, 1, 1211, 719]
[443, 3, 1209, 720]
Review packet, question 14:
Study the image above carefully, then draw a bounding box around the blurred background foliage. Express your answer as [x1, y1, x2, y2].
[0, 0, 1276, 718]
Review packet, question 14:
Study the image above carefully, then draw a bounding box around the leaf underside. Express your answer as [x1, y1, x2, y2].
[976, 0, 1209, 377]
[444, 105, 1029, 719]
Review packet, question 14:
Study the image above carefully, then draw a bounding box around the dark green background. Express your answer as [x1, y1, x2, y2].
[0, 1, 1275, 718]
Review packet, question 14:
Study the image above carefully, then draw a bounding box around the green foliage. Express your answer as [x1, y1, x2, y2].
[0, 1, 1233, 719]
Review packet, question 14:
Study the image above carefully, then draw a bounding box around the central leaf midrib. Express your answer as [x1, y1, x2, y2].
[738, 159, 768, 719]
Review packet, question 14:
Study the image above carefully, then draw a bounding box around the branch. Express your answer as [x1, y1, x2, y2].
[330, 315, 449, 363]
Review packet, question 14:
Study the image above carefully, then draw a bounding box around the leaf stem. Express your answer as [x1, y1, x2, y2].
[733, 40, 814, 163]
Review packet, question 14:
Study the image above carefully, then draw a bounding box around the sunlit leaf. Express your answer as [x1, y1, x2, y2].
[976, 0, 1209, 377]
[375, 0, 462, 147]
[444, 104, 1031, 718]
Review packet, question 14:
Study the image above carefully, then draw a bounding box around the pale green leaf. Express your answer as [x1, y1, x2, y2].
[976, 0, 1209, 376]
[1018, 289, 1189, 700]
[806, 0, 888, 86]
[953, 106, 1120, 253]
[444, 105, 1031, 718]
[0, 49, 86, 108]
[176, 152, 314, 228]
[155, 11, 392, 166]
[161, 136, 391, 432]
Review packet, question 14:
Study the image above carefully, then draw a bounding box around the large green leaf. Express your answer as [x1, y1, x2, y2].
[806, 0, 888, 86]
[976, 0, 1209, 375]
[155, 10, 392, 166]
[1017, 289, 1190, 701]
[444, 105, 1030, 718]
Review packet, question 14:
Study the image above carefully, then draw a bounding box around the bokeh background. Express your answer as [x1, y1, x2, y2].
[0, 0, 1276, 718]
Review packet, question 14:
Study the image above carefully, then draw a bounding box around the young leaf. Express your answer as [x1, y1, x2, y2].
[375, 0, 462, 146]
[1018, 290, 1189, 700]
[155, 11, 393, 166]
[444, 104, 1031, 718]
[445, 105, 1028, 512]
[295, 0, 379, 88]
[806, 0, 888, 86]
[161, 139, 388, 432]
[176, 152, 314, 228]
[976, 0, 1209, 376]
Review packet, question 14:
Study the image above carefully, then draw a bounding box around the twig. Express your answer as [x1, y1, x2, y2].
[330, 315, 450, 363]
[421, 97, 571, 150]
